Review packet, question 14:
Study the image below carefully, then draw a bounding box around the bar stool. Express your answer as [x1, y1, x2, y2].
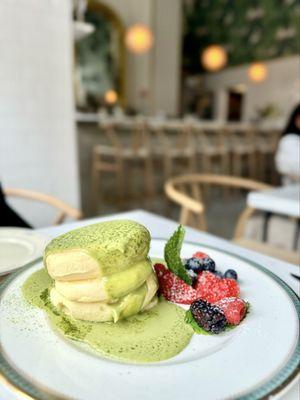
[91, 120, 155, 213]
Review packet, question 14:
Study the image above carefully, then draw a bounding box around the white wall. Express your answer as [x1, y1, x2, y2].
[152, 0, 182, 116]
[203, 55, 300, 125]
[98, 0, 182, 116]
[0, 0, 80, 227]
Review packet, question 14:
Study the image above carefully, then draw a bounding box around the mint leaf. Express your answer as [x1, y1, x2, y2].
[164, 225, 193, 285]
[185, 310, 210, 335]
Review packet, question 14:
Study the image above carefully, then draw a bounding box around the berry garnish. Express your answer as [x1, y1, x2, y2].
[196, 272, 240, 303]
[202, 257, 216, 272]
[224, 269, 238, 280]
[193, 251, 209, 260]
[190, 299, 227, 334]
[187, 269, 198, 284]
[214, 297, 247, 325]
[154, 263, 197, 304]
[185, 257, 204, 273]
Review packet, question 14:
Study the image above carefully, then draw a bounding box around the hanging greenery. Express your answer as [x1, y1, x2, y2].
[183, 0, 300, 73]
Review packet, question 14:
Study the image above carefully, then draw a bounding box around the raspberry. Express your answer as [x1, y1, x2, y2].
[154, 263, 197, 304]
[222, 278, 240, 298]
[214, 297, 247, 325]
[196, 272, 240, 303]
[154, 265, 240, 306]
[190, 299, 227, 334]
[193, 251, 209, 260]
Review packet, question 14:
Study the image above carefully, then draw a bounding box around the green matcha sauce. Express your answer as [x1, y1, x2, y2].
[22, 269, 193, 363]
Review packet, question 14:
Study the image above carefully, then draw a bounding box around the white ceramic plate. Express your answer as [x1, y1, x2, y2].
[0, 239, 299, 400]
[0, 228, 49, 276]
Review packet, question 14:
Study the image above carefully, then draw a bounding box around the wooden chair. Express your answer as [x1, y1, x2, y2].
[4, 188, 82, 225]
[91, 120, 155, 212]
[232, 236, 300, 264]
[193, 127, 230, 176]
[164, 174, 271, 230]
[256, 129, 281, 183]
[164, 174, 300, 264]
[150, 121, 197, 182]
[146, 121, 197, 216]
[191, 126, 231, 198]
[226, 128, 257, 179]
[91, 121, 126, 210]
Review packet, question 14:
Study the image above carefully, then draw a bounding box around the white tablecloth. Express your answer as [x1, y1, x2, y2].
[247, 184, 300, 218]
[1, 210, 299, 400]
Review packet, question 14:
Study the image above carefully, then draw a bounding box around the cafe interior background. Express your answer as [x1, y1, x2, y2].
[0, 0, 299, 264]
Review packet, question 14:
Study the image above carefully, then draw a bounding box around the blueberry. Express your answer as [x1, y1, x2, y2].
[202, 257, 216, 272]
[187, 269, 198, 284]
[224, 269, 238, 280]
[185, 257, 203, 273]
[213, 270, 223, 278]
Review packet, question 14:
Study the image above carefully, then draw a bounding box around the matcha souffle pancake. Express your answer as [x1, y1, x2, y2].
[23, 220, 193, 363]
[44, 220, 158, 322]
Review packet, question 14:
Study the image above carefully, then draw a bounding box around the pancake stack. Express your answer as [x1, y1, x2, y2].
[44, 220, 158, 322]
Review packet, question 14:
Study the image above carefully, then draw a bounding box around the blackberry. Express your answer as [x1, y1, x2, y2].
[224, 269, 238, 280]
[190, 299, 227, 334]
[185, 257, 203, 273]
[202, 257, 216, 272]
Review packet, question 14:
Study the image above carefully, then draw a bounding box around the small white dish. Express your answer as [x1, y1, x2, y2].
[0, 239, 299, 399]
[0, 227, 48, 275]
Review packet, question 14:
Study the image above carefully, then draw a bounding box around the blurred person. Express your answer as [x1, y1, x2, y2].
[275, 104, 300, 182]
[0, 183, 31, 227]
